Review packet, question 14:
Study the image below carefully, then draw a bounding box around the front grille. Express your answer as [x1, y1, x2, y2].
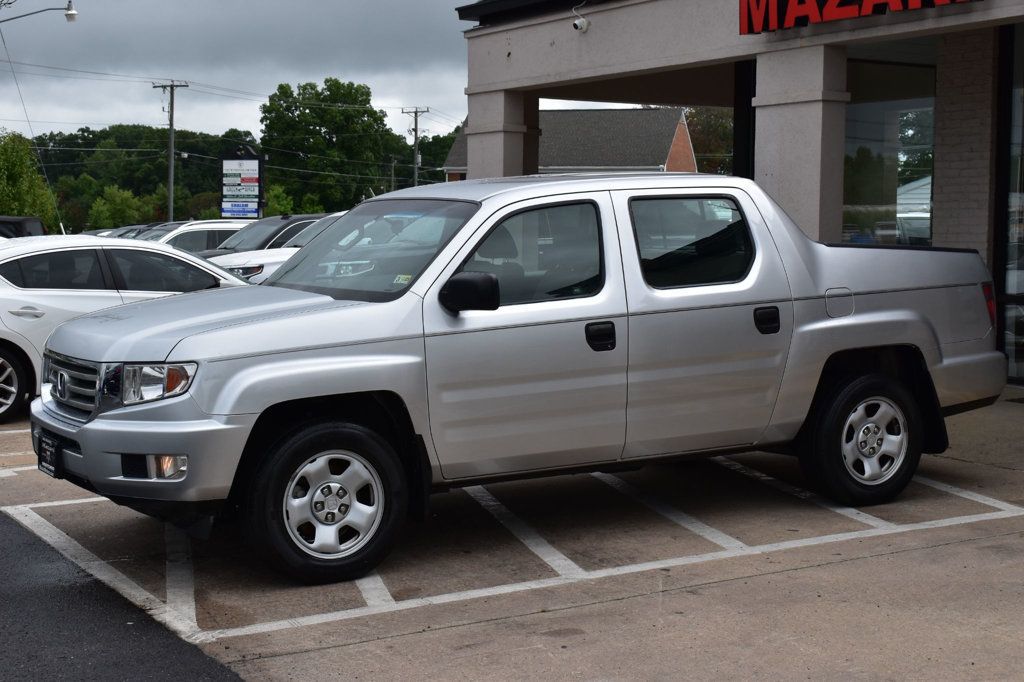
[46, 353, 100, 420]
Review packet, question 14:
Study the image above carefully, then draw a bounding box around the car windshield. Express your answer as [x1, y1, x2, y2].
[217, 219, 284, 251]
[137, 227, 173, 241]
[283, 215, 340, 248]
[265, 199, 477, 302]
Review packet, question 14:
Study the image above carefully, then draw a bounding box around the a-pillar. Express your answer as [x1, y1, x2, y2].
[466, 91, 540, 179]
[754, 46, 849, 242]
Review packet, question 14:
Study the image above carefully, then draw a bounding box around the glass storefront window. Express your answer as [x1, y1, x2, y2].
[1005, 26, 1024, 380]
[843, 61, 936, 245]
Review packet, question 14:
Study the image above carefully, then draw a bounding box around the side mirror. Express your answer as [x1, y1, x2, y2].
[439, 271, 500, 314]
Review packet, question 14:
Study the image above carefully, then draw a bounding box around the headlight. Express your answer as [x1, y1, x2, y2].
[228, 264, 264, 279]
[121, 363, 197, 405]
[334, 261, 374, 277]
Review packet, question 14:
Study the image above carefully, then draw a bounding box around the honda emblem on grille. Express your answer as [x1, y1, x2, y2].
[56, 371, 69, 400]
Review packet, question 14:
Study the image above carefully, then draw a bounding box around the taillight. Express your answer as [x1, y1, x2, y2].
[981, 283, 996, 327]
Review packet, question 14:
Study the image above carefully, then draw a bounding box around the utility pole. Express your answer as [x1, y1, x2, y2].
[390, 156, 397, 192]
[402, 107, 429, 186]
[153, 81, 188, 221]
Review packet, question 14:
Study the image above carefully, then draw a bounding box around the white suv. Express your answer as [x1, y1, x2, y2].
[143, 219, 253, 253]
[0, 235, 244, 419]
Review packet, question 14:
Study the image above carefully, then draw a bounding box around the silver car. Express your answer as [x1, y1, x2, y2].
[31, 174, 1005, 582]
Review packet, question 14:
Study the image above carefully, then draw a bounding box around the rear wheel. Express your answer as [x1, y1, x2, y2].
[799, 374, 922, 506]
[0, 349, 29, 423]
[246, 421, 407, 583]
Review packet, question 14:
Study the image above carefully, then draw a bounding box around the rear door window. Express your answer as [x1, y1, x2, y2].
[629, 197, 754, 288]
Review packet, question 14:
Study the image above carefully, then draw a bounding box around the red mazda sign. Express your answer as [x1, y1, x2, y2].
[740, 0, 982, 35]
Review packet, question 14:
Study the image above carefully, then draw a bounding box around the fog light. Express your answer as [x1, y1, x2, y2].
[153, 455, 188, 480]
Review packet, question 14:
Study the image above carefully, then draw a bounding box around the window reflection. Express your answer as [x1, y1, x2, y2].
[843, 61, 935, 246]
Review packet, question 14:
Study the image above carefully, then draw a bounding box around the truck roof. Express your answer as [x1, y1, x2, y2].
[378, 172, 742, 204]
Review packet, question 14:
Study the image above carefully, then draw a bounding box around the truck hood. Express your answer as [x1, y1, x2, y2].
[46, 285, 356, 363]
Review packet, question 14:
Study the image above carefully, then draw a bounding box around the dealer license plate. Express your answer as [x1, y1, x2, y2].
[36, 432, 62, 478]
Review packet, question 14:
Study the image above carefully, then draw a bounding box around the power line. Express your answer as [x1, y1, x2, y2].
[0, 26, 64, 232]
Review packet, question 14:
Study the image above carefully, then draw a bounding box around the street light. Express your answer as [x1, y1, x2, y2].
[0, 1, 78, 25]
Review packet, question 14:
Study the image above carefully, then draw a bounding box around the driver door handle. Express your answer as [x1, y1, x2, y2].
[585, 321, 616, 351]
[9, 306, 44, 319]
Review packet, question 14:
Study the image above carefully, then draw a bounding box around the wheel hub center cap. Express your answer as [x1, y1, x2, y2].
[857, 423, 884, 457]
[310, 482, 349, 524]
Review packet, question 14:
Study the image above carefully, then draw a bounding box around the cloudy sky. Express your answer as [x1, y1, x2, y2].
[0, 0, 483, 142]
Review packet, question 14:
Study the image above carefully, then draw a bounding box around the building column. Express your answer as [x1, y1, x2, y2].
[466, 91, 539, 179]
[754, 46, 849, 242]
[931, 29, 998, 266]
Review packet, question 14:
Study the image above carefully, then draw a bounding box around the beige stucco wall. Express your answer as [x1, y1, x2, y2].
[931, 29, 999, 266]
[462, 0, 1022, 244]
[464, 0, 1022, 96]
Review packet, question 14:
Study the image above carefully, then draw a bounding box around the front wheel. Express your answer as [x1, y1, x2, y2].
[799, 374, 922, 506]
[0, 349, 29, 423]
[246, 422, 407, 583]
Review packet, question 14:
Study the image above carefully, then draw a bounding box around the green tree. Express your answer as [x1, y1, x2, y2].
[55, 172, 101, 233]
[87, 186, 145, 229]
[0, 131, 58, 230]
[264, 184, 294, 216]
[260, 78, 408, 210]
[683, 107, 733, 175]
[417, 129, 459, 185]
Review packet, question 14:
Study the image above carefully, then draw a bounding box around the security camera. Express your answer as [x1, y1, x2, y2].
[572, 17, 590, 32]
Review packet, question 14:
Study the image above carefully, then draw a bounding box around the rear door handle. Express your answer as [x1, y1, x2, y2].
[753, 306, 780, 335]
[9, 307, 44, 319]
[585, 321, 616, 351]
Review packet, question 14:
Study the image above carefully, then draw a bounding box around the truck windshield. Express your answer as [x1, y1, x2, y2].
[264, 199, 478, 301]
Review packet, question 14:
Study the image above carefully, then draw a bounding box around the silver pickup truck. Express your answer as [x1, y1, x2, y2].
[31, 174, 1005, 582]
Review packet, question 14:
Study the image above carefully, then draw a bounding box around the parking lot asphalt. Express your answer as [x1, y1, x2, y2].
[2, 387, 1023, 680]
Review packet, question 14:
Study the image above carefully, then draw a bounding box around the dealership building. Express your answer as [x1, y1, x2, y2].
[455, 0, 1024, 381]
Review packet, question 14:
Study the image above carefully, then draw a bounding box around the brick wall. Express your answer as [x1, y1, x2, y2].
[931, 29, 998, 265]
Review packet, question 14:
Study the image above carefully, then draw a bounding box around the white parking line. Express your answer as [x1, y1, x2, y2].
[197, 505, 1024, 642]
[355, 573, 395, 607]
[0, 428, 31, 434]
[0, 464, 40, 478]
[3, 504, 202, 641]
[713, 457, 897, 529]
[6, 468, 1023, 645]
[915, 476, 1024, 513]
[0, 450, 34, 458]
[463, 485, 586, 578]
[164, 525, 198, 629]
[591, 472, 748, 550]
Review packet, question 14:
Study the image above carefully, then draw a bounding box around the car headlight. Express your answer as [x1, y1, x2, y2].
[121, 363, 197, 405]
[228, 264, 264, 279]
[335, 261, 374, 277]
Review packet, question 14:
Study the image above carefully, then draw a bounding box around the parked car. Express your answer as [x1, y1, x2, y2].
[0, 216, 46, 238]
[31, 174, 1005, 582]
[210, 212, 345, 281]
[195, 213, 326, 260]
[149, 219, 252, 253]
[130, 222, 186, 241]
[0, 236, 245, 419]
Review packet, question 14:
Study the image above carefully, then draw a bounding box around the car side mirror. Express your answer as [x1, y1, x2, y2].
[439, 271, 500, 314]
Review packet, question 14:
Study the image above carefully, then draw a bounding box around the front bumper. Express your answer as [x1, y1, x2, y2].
[30, 390, 257, 504]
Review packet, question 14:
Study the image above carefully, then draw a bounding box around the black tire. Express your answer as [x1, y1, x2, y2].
[799, 373, 922, 506]
[0, 348, 30, 423]
[245, 421, 407, 583]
